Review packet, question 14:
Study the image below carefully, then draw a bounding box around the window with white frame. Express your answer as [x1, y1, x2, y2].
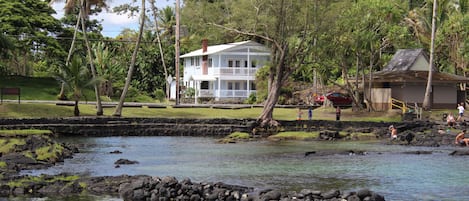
[250, 82, 256, 90]
[208, 58, 213, 67]
[201, 81, 209, 89]
[228, 59, 248, 68]
[234, 82, 240, 90]
[228, 81, 246, 90]
[235, 60, 241, 67]
[195, 56, 200, 66]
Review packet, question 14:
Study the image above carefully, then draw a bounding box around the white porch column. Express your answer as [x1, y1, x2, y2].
[247, 47, 251, 98]
[247, 47, 250, 77]
[218, 78, 221, 100]
[194, 80, 199, 104]
[213, 81, 218, 101]
[218, 54, 222, 100]
[247, 80, 250, 98]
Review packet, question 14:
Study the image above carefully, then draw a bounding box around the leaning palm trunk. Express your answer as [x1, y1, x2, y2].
[58, 4, 82, 100]
[113, 0, 146, 116]
[149, 0, 169, 100]
[423, 0, 437, 110]
[79, 0, 103, 115]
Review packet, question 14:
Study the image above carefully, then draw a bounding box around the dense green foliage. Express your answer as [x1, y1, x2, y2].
[0, 0, 65, 76]
[0, 0, 468, 112]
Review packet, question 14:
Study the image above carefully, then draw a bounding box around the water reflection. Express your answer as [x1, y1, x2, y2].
[20, 136, 469, 200]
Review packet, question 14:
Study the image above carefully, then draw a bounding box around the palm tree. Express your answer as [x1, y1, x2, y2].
[49, 0, 105, 115]
[92, 42, 121, 98]
[423, 0, 438, 110]
[149, 0, 170, 100]
[158, 6, 176, 42]
[50, 0, 107, 15]
[406, 0, 467, 109]
[55, 56, 97, 116]
[113, 0, 146, 116]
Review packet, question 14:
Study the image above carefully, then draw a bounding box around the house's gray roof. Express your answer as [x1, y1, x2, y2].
[356, 48, 469, 83]
[383, 48, 435, 71]
[180, 40, 269, 58]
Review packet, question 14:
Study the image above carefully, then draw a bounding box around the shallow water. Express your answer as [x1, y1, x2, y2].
[20, 136, 469, 200]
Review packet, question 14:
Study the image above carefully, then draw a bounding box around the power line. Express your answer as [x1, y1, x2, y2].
[3, 33, 167, 44]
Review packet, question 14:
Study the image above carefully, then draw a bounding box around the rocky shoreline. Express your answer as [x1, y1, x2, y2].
[2, 118, 469, 200]
[1, 174, 387, 201]
[0, 117, 438, 137]
[0, 133, 389, 201]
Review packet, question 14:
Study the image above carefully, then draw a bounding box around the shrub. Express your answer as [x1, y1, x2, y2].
[244, 92, 257, 104]
[153, 89, 165, 102]
[185, 87, 195, 98]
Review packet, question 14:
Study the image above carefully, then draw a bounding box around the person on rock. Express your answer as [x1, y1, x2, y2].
[389, 125, 398, 140]
[454, 130, 469, 147]
[447, 113, 456, 128]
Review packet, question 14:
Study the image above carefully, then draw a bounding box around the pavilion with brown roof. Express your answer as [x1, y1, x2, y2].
[364, 48, 469, 110]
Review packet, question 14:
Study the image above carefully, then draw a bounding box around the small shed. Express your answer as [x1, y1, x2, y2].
[364, 49, 469, 110]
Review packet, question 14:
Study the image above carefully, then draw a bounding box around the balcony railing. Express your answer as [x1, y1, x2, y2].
[197, 89, 256, 98]
[212, 67, 258, 76]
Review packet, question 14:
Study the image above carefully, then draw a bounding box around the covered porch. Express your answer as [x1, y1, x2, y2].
[188, 75, 256, 104]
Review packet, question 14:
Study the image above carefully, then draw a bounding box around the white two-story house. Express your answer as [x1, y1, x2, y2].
[181, 40, 271, 103]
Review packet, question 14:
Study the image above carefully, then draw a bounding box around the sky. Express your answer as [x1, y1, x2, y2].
[51, 0, 176, 38]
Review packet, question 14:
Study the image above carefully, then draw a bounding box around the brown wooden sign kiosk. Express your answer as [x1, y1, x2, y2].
[1, 87, 21, 104]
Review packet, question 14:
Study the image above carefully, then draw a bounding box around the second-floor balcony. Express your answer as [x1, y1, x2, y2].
[198, 89, 256, 98]
[212, 67, 258, 76]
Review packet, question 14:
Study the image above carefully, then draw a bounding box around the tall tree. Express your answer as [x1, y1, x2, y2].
[158, 6, 176, 42]
[49, 0, 106, 115]
[0, 0, 64, 75]
[423, 0, 438, 109]
[322, 0, 410, 111]
[149, 0, 170, 100]
[0, 34, 12, 59]
[92, 42, 122, 98]
[0, 34, 13, 75]
[113, 0, 146, 116]
[205, 0, 314, 127]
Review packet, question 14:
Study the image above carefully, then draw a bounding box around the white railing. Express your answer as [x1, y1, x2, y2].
[213, 67, 257, 76]
[197, 89, 256, 98]
[198, 90, 214, 97]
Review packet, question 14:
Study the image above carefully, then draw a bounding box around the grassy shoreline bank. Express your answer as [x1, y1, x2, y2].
[0, 102, 406, 121]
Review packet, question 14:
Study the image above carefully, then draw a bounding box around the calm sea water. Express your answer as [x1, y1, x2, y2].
[16, 136, 469, 201]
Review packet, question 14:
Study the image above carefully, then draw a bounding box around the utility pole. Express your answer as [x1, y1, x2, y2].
[175, 0, 180, 105]
[423, 0, 437, 110]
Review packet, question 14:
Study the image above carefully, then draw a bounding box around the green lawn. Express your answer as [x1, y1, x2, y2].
[0, 76, 61, 100]
[0, 129, 52, 136]
[0, 102, 406, 121]
[0, 76, 450, 122]
[0, 75, 154, 102]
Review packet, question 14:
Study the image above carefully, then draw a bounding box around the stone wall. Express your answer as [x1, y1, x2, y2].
[0, 117, 430, 137]
[0, 117, 256, 137]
